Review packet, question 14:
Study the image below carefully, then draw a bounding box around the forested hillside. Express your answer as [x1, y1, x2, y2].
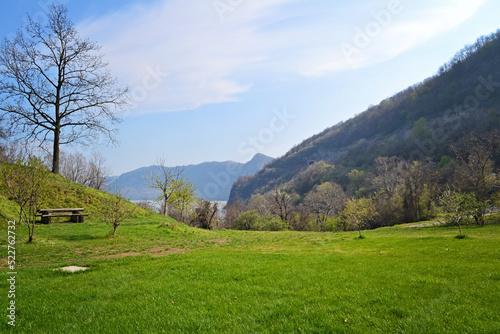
[229, 30, 500, 205]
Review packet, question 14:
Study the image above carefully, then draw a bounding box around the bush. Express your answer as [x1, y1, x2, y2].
[262, 216, 288, 231]
[233, 210, 263, 231]
[322, 217, 340, 232]
[233, 211, 289, 231]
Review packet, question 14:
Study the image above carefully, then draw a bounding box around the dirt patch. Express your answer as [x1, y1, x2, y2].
[208, 238, 229, 243]
[102, 247, 185, 259]
[149, 248, 185, 258]
[0, 258, 8, 269]
[106, 251, 142, 259]
[401, 220, 446, 228]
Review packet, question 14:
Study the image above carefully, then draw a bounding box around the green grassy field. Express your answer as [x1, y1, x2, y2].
[1, 214, 499, 333]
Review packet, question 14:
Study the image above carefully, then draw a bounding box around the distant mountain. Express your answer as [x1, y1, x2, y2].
[110, 154, 273, 201]
[229, 29, 500, 203]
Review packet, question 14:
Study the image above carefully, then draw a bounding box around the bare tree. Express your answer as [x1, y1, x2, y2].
[146, 157, 183, 216]
[0, 4, 128, 174]
[59, 151, 109, 190]
[452, 132, 500, 199]
[0, 114, 8, 160]
[60, 152, 88, 184]
[267, 185, 295, 223]
[303, 182, 346, 226]
[100, 185, 136, 235]
[370, 156, 406, 196]
[86, 152, 109, 191]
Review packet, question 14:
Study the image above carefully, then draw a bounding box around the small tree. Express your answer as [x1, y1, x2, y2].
[341, 197, 377, 238]
[190, 200, 218, 230]
[439, 189, 478, 236]
[0, 156, 49, 242]
[146, 158, 183, 216]
[100, 186, 136, 235]
[171, 176, 197, 222]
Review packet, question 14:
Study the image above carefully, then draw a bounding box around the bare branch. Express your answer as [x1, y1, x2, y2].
[0, 4, 128, 174]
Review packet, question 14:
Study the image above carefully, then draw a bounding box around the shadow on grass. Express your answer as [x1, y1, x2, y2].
[52, 234, 108, 241]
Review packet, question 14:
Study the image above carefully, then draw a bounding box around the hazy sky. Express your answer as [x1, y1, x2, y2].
[1, 0, 499, 174]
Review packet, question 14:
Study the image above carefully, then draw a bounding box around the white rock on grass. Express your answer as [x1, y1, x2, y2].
[55, 266, 89, 273]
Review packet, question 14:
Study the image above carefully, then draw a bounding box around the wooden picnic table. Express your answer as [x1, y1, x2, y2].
[37, 208, 89, 224]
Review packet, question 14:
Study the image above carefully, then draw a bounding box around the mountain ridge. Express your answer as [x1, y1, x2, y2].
[110, 153, 273, 201]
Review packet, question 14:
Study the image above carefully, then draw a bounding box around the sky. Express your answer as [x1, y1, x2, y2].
[1, 0, 499, 175]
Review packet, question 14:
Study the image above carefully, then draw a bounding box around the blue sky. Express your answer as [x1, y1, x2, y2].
[1, 0, 500, 175]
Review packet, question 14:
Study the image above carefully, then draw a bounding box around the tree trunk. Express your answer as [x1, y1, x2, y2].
[163, 199, 168, 216]
[28, 223, 34, 243]
[52, 127, 61, 174]
[457, 217, 463, 235]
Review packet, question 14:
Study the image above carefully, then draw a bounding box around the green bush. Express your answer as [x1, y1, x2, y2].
[262, 216, 288, 231]
[322, 216, 340, 232]
[233, 210, 263, 231]
[233, 211, 289, 231]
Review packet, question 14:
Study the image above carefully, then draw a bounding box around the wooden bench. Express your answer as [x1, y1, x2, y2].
[37, 208, 89, 224]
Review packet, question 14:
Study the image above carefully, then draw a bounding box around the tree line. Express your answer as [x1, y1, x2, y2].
[222, 131, 500, 235]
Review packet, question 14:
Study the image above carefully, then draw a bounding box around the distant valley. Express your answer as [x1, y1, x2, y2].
[109, 153, 273, 201]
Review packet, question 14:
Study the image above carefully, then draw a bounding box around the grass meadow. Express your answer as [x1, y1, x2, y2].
[1, 216, 499, 333]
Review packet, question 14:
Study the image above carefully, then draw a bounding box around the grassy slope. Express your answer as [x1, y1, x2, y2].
[0, 172, 155, 223]
[0, 176, 499, 333]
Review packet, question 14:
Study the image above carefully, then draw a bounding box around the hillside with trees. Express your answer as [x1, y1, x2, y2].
[226, 30, 500, 231]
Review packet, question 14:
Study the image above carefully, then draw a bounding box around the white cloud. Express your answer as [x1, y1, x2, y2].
[298, 0, 488, 76]
[78, 0, 488, 114]
[80, 0, 277, 114]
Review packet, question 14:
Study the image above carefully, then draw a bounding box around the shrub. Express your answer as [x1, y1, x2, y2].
[322, 217, 340, 232]
[233, 210, 263, 231]
[262, 216, 288, 231]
